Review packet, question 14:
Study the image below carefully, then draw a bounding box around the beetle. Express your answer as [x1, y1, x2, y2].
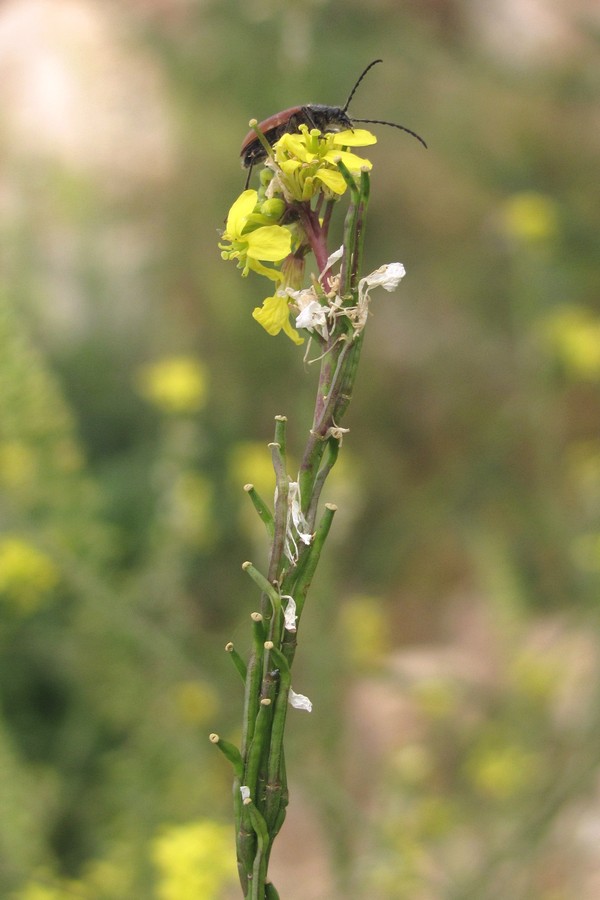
[240, 59, 427, 186]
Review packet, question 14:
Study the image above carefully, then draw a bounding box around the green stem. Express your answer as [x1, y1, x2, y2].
[338, 164, 361, 293]
[236, 792, 255, 897]
[262, 644, 291, 830]
[291, 502, 337, 620]
[280, 503, 337, 667]
[242, 563, 281, 611]
[273, 415, 288, 459]
[244, 698, 273, 801]
[209, 733, 243, 777]
[243, 484, 274, 539]
[305, 436, 340, 531]
[226, 642, 248, 682]
[244, 798, 270, 900]
[241, 615, 265, 756]
[242, 563, 282, 642]
[331, 331, 364, 427]
[237, 617, 265, 891]
[268, 438, 289, 590]
[298, 336, 354, 507]
[227, 159, 373, 899]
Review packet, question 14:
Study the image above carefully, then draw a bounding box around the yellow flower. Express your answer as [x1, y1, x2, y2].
[136, 356, 207, 414]
[15, 876, 83, 899]
[500, 191, 559, 243]
[173, 680, 218, 725]
[539, 305, 600, 379]
[219, 189, 293, 282]
[571, 531, 600, 572]
[412, 677, 460, 719]
[508, 649, 560, 702]
[465, 740, 540, 801]
[0, 440, 37, 488]
[229, 441, 276, 499]
[18, 856, 134, 898]
[392, 743, 434, 786]
[152, 819, 237, 900]
[0, 536, 59, 613]
[82, 855, 134, 896]
[273, 126, 376, 200]
[338, 594, 390, 669]
[252, 293, 304, 344]
[171, 472, 213, 547]
[567, 441, 600, 498]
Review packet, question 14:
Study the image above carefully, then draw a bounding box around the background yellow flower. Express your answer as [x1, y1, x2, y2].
[0, 537, 59, 614]
[136, 357, 207, 414]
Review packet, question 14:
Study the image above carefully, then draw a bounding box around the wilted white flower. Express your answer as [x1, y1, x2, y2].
[295, 297, 329, 340]
[332, 262, 406, 334]
[282, 481, 312, 563]
[359, 262, 406, 295]
[282, 595, 298, 632]
[324, 424, 350, 445]
[288, 688, 312, 712]
[289, 481, 312, 542]
[319, 245, 344, 282]
[240, 785, 251, 802]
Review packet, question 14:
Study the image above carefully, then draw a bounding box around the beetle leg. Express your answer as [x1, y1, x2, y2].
[298, 106, 318, 130]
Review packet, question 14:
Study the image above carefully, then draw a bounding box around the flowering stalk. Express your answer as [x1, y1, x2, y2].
[215, 121, 406, 898]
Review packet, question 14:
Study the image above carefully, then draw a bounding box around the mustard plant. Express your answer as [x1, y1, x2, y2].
[213, 119, 407, 899]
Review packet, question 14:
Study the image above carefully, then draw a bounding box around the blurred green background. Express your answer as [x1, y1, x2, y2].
[1, 0, 600, 898]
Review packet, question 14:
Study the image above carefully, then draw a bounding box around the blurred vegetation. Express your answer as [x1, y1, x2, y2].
[1, 0, 600, 897]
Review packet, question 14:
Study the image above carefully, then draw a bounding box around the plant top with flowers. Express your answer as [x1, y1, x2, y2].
[215, 114, 408, 899]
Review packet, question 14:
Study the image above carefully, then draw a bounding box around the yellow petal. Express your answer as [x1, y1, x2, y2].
[252, 295, 303, 343]
[276, 133, 315, 161]
[246, 225, 292, 261]
[282, 318, 304, 345]
[315, 168, 347, 194]
[324, 148, 372, 171]
[279, 159, 302, 175]
[332, 129, 377, 147]
[225, 190, 258, 238]
[247, 258, 284, 282]
[252, 294, 292, 335]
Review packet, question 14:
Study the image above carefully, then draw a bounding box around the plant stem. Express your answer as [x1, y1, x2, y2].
[222, 169, 372, 898]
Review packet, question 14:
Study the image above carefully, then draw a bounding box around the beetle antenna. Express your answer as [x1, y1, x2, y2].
[342, 59, 383, 113]
[352, 117, 428, 149]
